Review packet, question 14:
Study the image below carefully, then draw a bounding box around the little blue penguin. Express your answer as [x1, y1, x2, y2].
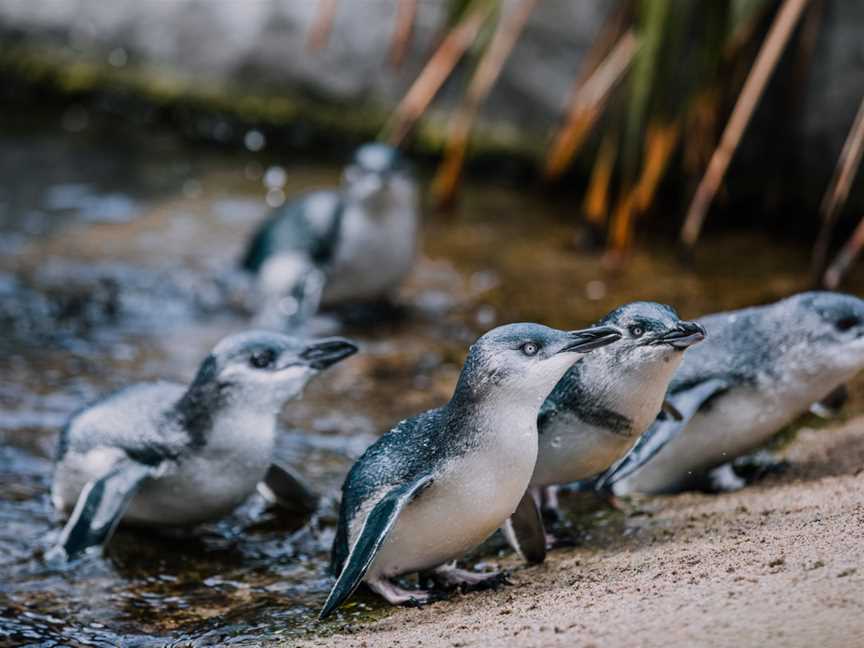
[241, 143, 419, 328]
[50, 331, 358, 560]
[502, 302, 705, 563]
[318, 321, 622, 619]
[592, 291, 864, 495]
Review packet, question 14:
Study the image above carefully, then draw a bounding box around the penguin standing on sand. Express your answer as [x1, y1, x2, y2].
[591, 291, 864, 495]
[241, 143, 419, 328]
[533, 302, 704, 501]
[503, 302, 705, 563]
[319, 321, 622, 619]
[50, 331, 357, 560]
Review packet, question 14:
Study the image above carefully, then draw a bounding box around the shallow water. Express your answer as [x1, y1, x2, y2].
[1, 113, 862, 646]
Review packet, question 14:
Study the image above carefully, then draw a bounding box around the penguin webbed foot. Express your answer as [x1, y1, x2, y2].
[705, 453, 789, 493]
[731, 451, 790, 485]
[461, 570, 510, 592]
[428, 564, 510, 592]
[367, 577, 440, 607]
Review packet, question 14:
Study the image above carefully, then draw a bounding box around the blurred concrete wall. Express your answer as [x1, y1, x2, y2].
[0, 0, 607, 146]
[800, 1, 864, 214]
[0, 0, 862, 215]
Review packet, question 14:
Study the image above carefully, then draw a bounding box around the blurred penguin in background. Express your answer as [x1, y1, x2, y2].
[241, 143, 420, 330]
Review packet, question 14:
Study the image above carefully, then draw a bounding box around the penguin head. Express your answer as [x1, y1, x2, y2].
[591, 301, 705, 377]
[455, 322, 622, 404]
[342, 143, 412, 205]
[191, 331, 358, 408]
[774, 291, 864, 379]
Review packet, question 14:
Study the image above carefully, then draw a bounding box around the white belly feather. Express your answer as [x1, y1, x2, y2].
[54, 412, 277, 527]
[126, 414, 276, 526]
[531, 411, 636, 487]
[617, 387, 810, 494]
[359, 408, 538, 579]
[323, 200, 417, 304]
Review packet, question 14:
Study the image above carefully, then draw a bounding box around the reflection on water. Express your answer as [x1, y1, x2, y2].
[1, 113, 862, 645]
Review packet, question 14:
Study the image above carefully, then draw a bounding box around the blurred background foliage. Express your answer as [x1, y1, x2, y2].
[0, 0, 863, 284]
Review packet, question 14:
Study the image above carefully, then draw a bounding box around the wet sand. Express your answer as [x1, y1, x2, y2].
[303, 415, 864, 648]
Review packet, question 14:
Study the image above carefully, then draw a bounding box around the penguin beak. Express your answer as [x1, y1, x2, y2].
[653, 321, 706, 349]
[559, 326, 622, 353]
[297, 338, 358, 370]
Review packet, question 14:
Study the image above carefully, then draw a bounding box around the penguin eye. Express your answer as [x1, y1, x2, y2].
[629, 325, 645, 338]
[250, 349, 277, 369]
[836, 316, 859, 332]
[521, 342, 539, 356]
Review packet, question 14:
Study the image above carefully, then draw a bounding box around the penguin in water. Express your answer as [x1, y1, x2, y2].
[318, 322, 622, 619]
[241, 143, 419, 329]
[502, 303, 705, 563]
[50, 331, 357, 560]
[589, 291, 864, 495]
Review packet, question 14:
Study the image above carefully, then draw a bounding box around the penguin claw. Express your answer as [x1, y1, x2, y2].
[477, 571, 511, 591]
[461, 570, 510, 592]
[404, 590, 448, 607]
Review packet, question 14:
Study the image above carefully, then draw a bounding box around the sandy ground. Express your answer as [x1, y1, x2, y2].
[301, 418, 864, 648]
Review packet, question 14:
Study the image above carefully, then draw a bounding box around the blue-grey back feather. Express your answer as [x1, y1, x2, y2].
[58, 383, 191, 466]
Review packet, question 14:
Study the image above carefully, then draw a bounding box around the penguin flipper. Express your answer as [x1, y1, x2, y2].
[501, 491, 546, 565]
[596, 377, 729, 490]
[258, 462, 319, 516]
[50, 459, 158, 561]
[318, 474, 434, 620]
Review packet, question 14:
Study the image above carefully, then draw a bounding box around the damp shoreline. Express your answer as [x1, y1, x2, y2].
[1, 111, 863, 646]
